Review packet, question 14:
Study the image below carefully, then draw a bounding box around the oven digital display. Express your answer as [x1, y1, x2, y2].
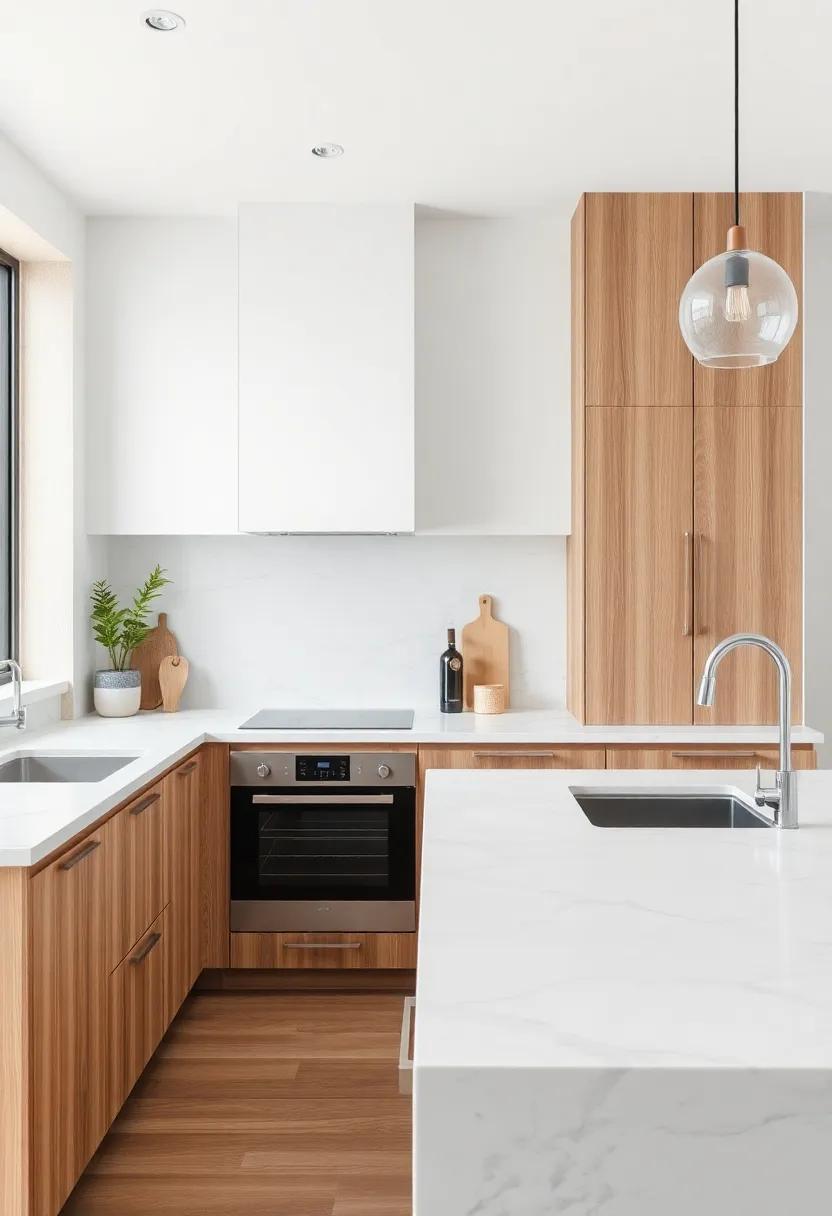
[295, 755, 350, 782]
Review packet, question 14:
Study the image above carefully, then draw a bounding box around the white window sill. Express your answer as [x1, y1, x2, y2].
[0, 679, 69, 712]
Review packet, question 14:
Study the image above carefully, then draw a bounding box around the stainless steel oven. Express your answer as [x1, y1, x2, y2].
[229, 751, 416, 932]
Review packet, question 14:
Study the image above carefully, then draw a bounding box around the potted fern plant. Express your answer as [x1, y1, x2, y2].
[90, 566, 171, 716]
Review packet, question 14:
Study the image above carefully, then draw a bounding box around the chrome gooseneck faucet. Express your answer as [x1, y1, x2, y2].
[0, 659, 26, 730]
[696, 633, 796, 829]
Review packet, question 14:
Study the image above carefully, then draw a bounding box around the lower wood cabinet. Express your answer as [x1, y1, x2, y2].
[107, 782, 165, 971]
[606, 746, 817, 770]
[418, 746, 606, 772]
[31, 822, 112, 1216]
[108, 908, 167, 1118]
[230, 931, 418, 969]
[27, 753, 205, 1216]
[163, 755, 201, 1022]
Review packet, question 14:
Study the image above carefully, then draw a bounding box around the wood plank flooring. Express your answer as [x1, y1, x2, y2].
[62, 991, 412, 1215]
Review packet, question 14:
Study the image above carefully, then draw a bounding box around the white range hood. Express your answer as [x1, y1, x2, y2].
[237, 203, 415, 535]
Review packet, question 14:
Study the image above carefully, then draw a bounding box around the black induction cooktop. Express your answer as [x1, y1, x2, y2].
[238, 709, 415, 730]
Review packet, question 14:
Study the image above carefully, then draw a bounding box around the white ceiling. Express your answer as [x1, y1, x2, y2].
[0, 0, 827, 215]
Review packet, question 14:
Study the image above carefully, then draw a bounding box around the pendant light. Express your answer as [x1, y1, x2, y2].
[678, 0, 797, 368]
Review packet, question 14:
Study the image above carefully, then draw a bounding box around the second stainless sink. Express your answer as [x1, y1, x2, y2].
[0, 754, 137, 783]
[571, 789, 771, 829]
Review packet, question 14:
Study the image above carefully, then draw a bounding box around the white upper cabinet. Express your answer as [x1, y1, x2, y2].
[238, 204, 415, 534]
[86, 218, 238, 534]
[415, 211, 570, 535]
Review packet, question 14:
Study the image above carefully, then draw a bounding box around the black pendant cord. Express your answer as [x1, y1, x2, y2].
[734, 0, 740, 226]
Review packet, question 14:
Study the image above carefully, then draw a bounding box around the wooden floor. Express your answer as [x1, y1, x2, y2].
[62, 991, 412, 1215]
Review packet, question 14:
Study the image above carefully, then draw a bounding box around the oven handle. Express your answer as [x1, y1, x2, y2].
[251, 794, 395, 806]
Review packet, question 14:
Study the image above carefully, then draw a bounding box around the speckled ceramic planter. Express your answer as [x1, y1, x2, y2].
[94, 669, 141, 717]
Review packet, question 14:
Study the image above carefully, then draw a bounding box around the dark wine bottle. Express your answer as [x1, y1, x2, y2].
[440, 627, 464, 713]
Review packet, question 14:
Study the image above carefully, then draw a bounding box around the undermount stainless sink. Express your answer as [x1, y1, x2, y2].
[0, 754, 137, 783]
[571, 789, 771, 829]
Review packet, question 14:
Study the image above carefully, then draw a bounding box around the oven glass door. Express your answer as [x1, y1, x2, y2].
[230, 787, 416, 903]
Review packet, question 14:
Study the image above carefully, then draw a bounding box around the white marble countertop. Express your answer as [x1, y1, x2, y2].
[0, 706, 823, 867]
[416, 766, 832, 1073]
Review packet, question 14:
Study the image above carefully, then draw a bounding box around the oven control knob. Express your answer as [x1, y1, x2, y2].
[377, 763, 391, 780]
[256, 763, 271, 778]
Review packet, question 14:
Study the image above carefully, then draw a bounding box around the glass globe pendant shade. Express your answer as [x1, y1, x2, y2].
[679, 230, 798, 369]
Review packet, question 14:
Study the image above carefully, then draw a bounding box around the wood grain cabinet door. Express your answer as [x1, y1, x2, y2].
[230, 931, 417, 970]
[108, 908, 167, 1118]
[585, 407, 694, 724]
[31, 823, 112, 1216]
[693, 406, 802, 724]
[163, 756, 202, 1022]
[107, 783, 166, 970]
[585, 193, 693, 407]
[607, 746, 816, 770]
[418, 747, 605, 772]
[693, 193, 803, 408]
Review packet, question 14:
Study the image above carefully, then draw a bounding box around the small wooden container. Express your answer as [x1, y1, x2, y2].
[473, 683, 506, 715]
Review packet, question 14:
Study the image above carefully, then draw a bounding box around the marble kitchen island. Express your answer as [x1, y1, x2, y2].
[414, 768, 832, 1215]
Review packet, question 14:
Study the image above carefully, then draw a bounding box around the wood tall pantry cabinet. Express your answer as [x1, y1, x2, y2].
[568, 192, 803, 725]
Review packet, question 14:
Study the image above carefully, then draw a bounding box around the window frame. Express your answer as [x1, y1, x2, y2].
[0, 246, 19, 670]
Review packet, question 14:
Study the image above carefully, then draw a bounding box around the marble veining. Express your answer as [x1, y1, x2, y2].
[414, 768, 832, 1215]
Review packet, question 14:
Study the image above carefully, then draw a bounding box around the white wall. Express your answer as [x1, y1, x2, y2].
[416, 208, 571, 533]
[238, 204, 415, 535]
[803, 193, 832, 764]
[103, 535, 566, 710]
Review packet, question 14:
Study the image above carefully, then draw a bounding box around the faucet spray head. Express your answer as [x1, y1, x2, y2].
[697, 673, 716, 708]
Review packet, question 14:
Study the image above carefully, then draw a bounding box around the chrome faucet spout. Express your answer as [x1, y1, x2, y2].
[696, 633, 795, 829]
[0, 660, 26, 731]
[697, 672, 716, 708]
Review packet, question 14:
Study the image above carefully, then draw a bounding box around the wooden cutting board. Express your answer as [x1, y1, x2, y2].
[132, 612, 179, 710]
[461, 594, 510, 710]
[159, 654, 189, 713]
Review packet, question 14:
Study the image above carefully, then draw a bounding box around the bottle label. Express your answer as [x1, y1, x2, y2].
[449, 657, 461, 671]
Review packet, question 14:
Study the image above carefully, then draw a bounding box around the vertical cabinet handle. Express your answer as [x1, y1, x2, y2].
[693, 531, 704, 637]
[682, 532, 692, 637]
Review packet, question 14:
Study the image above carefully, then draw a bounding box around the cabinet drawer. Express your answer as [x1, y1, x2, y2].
[108, 783, 166, 970]
[230, 931, 417, 970]
[419, 746, 605, 771]
[607, 746, 817, 771]
[108, 908, 167, 1118]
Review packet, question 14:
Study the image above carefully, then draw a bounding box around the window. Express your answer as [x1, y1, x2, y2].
[0, 248, 18, 664]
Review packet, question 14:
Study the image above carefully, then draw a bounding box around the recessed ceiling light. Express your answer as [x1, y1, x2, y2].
[311, 143, 344, 159]
[143, 9, 185, 31]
